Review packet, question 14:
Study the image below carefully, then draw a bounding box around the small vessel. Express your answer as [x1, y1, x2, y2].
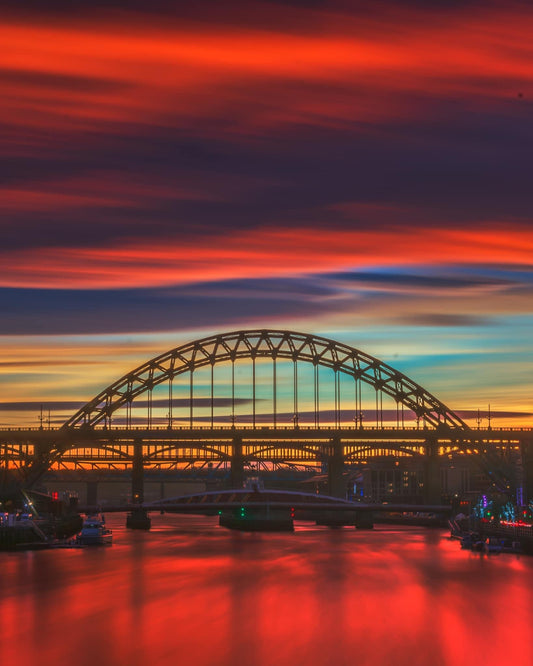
[0, 512, 49, 550]
[76, 514, 112, 545]
[460, 532, 485, 551]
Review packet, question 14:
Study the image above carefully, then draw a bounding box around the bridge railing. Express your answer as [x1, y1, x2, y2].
[0, 425, 532, 433]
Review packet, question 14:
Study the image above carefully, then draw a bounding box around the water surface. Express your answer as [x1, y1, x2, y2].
[1, 515, 531, 666]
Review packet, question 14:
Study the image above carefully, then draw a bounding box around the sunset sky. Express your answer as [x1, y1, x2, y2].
[1, 0, 533, 428]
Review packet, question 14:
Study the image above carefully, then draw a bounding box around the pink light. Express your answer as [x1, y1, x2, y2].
[499, 520, 532, 528]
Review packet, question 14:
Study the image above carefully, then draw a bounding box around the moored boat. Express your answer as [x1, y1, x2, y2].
[76, 514, 112, 545]
[0, 512, 50, 550]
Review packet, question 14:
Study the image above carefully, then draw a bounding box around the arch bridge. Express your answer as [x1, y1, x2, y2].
[1, 330, 532, 502]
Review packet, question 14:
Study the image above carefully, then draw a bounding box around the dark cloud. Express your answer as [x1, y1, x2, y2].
[455, 409, 533, 419]
[192, 407, 533, 423]
[0, 0, 515, 21]
[0, 401, 85, 412]
[398, 314, 495, 327]
[81, 408, 533, 426]
[0, 279, 338, 335]
[3, 101, 533, 255]
[2, 397, 531, 422]
[0, 398, 256, 412]
[322, 271, 507, 290]
[0, 360, 97, 368]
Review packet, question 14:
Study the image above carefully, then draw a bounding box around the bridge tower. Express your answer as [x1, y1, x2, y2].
[126, 438, 151, 530]
[423, 434, 442, 505]
[131, 438, 144, 504]
[230, 434, 244, 489]
[327, 435, 346, 499]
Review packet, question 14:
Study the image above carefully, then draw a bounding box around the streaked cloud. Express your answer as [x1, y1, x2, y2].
[2, 3, 532, 139]
[1, 1, 533, 427]
[397, 314, 494, 328]
[2, 224, 533, 289]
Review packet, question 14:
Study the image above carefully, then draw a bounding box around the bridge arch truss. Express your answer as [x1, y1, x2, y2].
[63, 329, 467, 432]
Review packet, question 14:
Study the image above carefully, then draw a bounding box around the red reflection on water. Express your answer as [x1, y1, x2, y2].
[1, 517, 533, 666]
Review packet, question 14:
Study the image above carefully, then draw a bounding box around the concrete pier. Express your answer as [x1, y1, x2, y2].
[327, 436, 346, 499]
[127, 439, 151, 529]
[423, 437, 442, 505]
[230, 434, 244, 489]
[219, 507, 293, 532]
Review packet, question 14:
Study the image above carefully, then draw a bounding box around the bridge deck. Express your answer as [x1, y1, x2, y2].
[1, 426, 531, 442]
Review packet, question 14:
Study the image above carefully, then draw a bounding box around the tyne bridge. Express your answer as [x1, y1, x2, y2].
[1, 329, 532, 505]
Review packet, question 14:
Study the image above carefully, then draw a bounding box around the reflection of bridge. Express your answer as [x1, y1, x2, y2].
[1, 330, 533, 503]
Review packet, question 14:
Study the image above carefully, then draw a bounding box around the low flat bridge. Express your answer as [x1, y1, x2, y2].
[80, 488, 453, 531]
[1, 329, 532, 503]
[146, 488, 451, 517]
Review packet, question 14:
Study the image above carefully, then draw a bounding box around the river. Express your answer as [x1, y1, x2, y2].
[1, 514, 532, 666]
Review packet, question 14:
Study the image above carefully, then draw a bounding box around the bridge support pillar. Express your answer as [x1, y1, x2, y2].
[127, 439, 151, 530]
[423, 437, 441, 505]
[131, 439, 144, 504]
[0, 467, 19, 501]
[355, 512, 374, 529]
[327, 436, 345, 499]
[230, 434, 244, 489]
[27, 439, 51, 490]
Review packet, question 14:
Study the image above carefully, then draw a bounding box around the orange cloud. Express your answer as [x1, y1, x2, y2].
[1, 223, 532, 289]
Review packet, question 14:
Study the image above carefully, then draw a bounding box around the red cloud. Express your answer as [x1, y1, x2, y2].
[2, 5, 533, 140]
[1, 223, 532, 289]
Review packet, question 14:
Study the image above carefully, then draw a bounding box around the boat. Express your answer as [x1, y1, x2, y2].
[460, 532, 486, 551]
[76, 514, 112, 545]
[0, 488, 83, 549]
[0, 512, 50, 550]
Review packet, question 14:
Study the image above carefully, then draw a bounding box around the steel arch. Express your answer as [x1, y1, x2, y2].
[143, 444, 231, 462]
[62, 329, 468, 430]
[344, 444, 426, 460]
